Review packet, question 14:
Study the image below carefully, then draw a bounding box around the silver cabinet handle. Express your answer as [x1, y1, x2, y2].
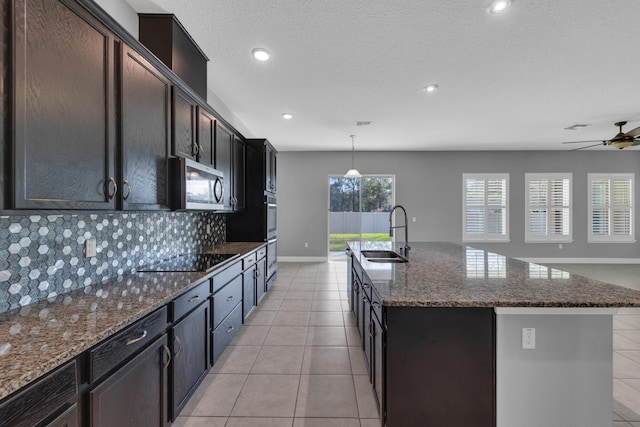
[192, 142, 199, 157]
[162, 344, 172, 369]
[226, 325, 234, 333]
[122, 180, 131, 201]
[372, 302, 381, 309]
[188, 295, 200, 303]
[174, 335, 182, 358]
[226, 295, 234, 302]
[363, 283, 370, 289]
[126, 330, 147, 345]
[107, 177, 118, 200]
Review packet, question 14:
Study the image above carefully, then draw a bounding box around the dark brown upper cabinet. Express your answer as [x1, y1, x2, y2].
[138, 14, 209, 100]
[11, 0, 117, 209]
[120, 43, 171, 210]
[171, 87, 196, 161]
[197, 107, 215, 167]
[232, 135, 246, 211]
[214, 122, 244, 212]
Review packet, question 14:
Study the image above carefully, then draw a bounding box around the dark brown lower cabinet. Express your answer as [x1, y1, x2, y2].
[0, 360, 77, 427]
[170, 302, 209, 420]
[243, 263, 256, 319]
[371, 311, 383, 413]
[89, 334, 169, 427]
[45, 403, 78, 427]
[256, 257, 266, 303]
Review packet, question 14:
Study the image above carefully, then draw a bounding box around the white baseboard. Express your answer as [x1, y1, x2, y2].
[517, 257, 640, 264]
[278, 256, 329, 263]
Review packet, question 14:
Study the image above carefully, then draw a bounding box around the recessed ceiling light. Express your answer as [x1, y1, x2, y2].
[282, 113, 293, 120]
[423, 84, 439, 93]
[487, 0, 512, 14]
[252, 48, 271, 61]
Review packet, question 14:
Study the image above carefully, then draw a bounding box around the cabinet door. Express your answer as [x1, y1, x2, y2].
[243, 264, 256, 320]
[12, 0, 116, 209]
[233, 136, 245, 211]
[363, 295, 372, 376]
[197, 107, 215, 166]
[171, 87, 196, 161]
[266, 144, 277, 194]
[256, 258, 266, 303]
[90, 334, 170, 427]
[372, 313, 383, 412]
[214, 123, 232, 210]
[45, 404, 78, 427]
[120, 44, 171, 210]
[170, 302, 209, 419]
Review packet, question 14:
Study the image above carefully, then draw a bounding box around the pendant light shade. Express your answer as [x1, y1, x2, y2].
[344, 135, 362, 178]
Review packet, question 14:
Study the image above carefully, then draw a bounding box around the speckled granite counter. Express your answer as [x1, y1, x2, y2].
[0, 242, 265, 401]
[349, 241, 640, 308]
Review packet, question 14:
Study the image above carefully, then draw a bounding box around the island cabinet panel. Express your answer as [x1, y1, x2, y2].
[45, 403, 78, 427]
[169, 301, 209, 420]
[89, 333, 169, 427]
[384, 306, 495, 427]
[120, 43, 171, 210]
[0, 360, 77, 427]
[12, 0, 116, 209]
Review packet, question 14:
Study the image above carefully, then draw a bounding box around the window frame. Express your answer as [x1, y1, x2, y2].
[524, 173, 573, 243]
[588, 173, 635, 243]
[462, 173, 510, 242]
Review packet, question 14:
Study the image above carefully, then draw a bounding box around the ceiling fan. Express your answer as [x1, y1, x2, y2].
[562, 121, 640, 150]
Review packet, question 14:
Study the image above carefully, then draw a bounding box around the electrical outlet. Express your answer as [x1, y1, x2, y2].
[304, 242, 309, 248]
[522, 328, 536, 349]
[558, 243, 563, 249]
[412, 217, 416, 223]
[206, 224, 211, 234]
[84, 239, 97, 258]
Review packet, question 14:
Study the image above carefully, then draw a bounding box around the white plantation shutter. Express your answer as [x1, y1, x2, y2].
[525, 174, 572, 242]
[588, 174, 634, 242]
[463, 174, 509, 241]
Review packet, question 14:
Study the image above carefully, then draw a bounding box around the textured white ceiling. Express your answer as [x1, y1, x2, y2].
[128, 0, 640, 152]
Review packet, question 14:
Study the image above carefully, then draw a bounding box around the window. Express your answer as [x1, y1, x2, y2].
[588, 173, 635, 242]
[463, 174, 509, 242]
[525, 173, 572, 242]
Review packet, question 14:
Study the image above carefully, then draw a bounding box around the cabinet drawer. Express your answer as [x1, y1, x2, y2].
[212, 303, 242, 364]
[0, 360, 77, 427]
[171, 280, 210, 322]
[257, 247, 267, 260]
[88, 306, 167, 382]
[242, 252, 257, 269]
[213, 275, 243, 328]
[212, 261, 242, 293]
[370, 286, 383, 323]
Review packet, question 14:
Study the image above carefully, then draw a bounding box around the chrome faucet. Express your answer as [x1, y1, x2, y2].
[389, 205, 410, 258]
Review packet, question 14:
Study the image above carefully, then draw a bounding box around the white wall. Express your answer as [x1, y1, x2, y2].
[93, 0, 139, 37]
[277, 150, 640, 260]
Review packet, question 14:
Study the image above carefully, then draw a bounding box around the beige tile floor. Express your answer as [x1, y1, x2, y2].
[175, 261, 640, 427]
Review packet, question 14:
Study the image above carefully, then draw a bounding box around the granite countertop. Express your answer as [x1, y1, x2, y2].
[0, 242, 265, 402]
[349, 241, 640, 308]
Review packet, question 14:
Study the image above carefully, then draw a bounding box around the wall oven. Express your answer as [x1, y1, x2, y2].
[171, 158, 224, 210]
[266, 196, 277, 240]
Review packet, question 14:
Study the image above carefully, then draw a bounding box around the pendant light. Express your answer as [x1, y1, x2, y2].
[344, 135, 362, 178]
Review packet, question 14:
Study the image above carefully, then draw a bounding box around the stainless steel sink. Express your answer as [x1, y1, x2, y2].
[361, 250, 408, 263]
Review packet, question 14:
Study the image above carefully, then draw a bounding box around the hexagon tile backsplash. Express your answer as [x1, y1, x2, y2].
[0, 212, 225, 313]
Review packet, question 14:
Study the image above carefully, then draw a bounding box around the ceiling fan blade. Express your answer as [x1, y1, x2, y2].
[569, 143, 605, 151]
[561, 140, 606, 144]
[624, 127, 640, 138]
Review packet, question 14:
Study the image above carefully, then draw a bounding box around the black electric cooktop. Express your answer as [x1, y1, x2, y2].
[138, 253, 239, 273]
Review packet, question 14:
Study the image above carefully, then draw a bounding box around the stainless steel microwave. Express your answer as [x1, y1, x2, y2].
[171, 158, 224, 210]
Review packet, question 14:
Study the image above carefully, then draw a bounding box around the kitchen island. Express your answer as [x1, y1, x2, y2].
[347, 241, 640, 427]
